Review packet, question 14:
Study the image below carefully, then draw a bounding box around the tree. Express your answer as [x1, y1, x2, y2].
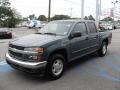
[88, 15, 95, 21]
[84, 16, 88, 20]
[0, 6, 13, 27]
[102, 17, 113, 22]
[0, 0, 10, 7]
[23, 17, 28, 21]
[28, 14, 36, 20]
[52, 15, 70, 20]
[0, 0, 21, 28]
[38, 15, 47, 21]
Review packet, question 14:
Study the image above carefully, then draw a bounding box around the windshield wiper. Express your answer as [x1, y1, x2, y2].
[43, 32, 57, 35]
[35, 32, 43, 34]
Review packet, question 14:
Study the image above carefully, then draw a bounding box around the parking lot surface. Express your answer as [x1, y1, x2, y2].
[0, 28, 120, 90]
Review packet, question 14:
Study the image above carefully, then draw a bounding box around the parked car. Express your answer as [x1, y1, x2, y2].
[28, 20, 42, 29]
[6, 20, 112, 80]
[99, 23, 105, 30]
[116, 24, 120, 29]
[103, 24, 113, 30]
[0, 28, 12, 39]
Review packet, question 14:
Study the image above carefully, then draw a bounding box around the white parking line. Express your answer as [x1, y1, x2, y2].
[0, 61, 7, 65]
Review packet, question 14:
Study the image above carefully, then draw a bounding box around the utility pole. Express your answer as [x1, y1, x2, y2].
[96, 0, 100, 25]
[112, 0, 118, 24]
[48, 0, 51, 22]
[81, 0, 84, 20]
[99, 0, 101, 21]
[70, 7, 72, 18]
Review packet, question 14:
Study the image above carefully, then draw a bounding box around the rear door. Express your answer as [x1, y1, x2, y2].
[70, 22, 90, 60]
[87, 22, 99, 52]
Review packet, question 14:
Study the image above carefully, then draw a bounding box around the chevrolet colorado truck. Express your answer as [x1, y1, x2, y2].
[6, 20, 112, 80]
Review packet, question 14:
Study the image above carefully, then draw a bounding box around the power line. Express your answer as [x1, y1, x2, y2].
[64, 0, 95, 9]
[64, 0, 96, 19]
[69, 7, 73, 17]
[64, 0, 81, 5]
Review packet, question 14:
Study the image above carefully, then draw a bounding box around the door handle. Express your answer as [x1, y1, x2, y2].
[96, 35, 99, 38]
[86, 37, 89, 40]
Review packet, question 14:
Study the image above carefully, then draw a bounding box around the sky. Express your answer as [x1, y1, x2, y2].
[9, 0, 116, 18]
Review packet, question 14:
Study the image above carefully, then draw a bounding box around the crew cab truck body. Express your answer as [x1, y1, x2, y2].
[6, 20, 112, 80]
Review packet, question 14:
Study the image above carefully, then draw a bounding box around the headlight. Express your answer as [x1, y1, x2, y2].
[24, 47, 44, 53]
[24, 47, 44, 61]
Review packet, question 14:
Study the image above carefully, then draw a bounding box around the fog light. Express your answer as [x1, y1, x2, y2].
[37, 55, 43, 61]
[28, 56, 37, 60]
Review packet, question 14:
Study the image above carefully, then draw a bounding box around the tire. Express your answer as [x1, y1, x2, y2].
[28, 27, 31, 29]
[7, 34, 12, 39]
[9, 34, 12, 39]
[98, 42, 107, 57]
[45, 54, 66, 80]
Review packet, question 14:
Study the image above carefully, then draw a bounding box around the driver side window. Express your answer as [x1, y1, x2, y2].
[72, 23, 87, 36]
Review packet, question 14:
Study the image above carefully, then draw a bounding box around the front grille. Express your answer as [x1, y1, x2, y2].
[9, 50, 22, 58]
[9, 44, 24, 60]
[9, 50, 28, 61]
[9, 44, 24, 50]
[8, 44, 37, 62]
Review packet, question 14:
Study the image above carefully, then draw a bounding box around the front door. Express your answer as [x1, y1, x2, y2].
[70, 22, 89, 61]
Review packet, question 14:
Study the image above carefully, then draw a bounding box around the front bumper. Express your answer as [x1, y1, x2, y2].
[6, 53, 47, 73]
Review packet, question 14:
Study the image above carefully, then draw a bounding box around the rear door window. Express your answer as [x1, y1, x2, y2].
[87, 22, 97, 33]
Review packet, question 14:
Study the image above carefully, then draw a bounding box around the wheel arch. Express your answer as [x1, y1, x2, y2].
[48, 48, 68, 62]
[103, 38, 109, 45]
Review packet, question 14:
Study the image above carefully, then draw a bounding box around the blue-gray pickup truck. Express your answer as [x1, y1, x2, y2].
[6, 20, 112, 80]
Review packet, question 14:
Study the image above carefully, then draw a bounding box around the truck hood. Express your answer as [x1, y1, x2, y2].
[10, 34, 63, 47]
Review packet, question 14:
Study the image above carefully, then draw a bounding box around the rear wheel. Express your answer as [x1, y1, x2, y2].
[98, 42, 107, 57]
[45, 54, 66, 80]
[28, 27, 31, 29]
[9, 34, 12, 39]
[7, 34, 12, 39]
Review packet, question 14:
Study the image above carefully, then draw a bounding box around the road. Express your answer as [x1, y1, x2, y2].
[0, 28, 120, 90]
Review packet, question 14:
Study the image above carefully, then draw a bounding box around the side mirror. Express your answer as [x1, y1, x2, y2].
[70, 32, 82, 38]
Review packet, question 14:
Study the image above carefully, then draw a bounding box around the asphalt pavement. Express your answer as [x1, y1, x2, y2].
[0, 28, 120, 90]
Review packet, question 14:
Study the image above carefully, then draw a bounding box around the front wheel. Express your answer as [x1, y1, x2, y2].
[45, 54, 66, 80]
[98, 42, 107, 57]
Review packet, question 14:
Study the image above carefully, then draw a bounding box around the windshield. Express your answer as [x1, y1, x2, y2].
[0, 28, 8, 31]
[38, 21, 73, 35]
